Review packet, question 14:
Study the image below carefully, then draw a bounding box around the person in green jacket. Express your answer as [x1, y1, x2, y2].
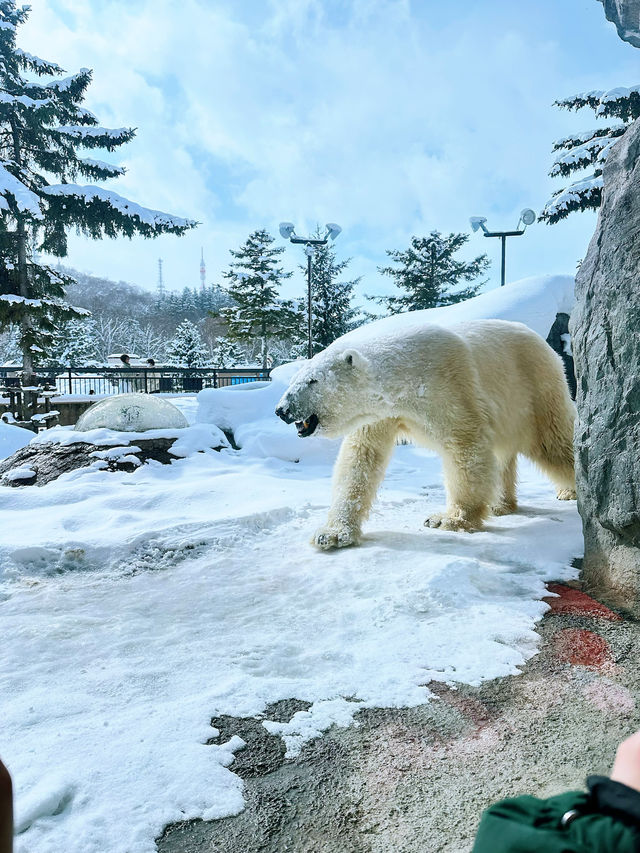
[472, 731, 640, 852]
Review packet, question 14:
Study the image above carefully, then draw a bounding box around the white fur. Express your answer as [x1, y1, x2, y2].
[276, 320, 576, 549]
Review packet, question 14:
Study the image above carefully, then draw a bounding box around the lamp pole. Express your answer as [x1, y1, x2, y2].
[279, 223, 342, 359]
[469, 209, 536, 287]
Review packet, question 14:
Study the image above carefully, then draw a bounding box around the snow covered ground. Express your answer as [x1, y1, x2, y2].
[1, 275, 582, 853]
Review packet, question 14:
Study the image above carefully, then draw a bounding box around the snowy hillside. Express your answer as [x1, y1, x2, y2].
[1, 275, 582, 853]
[343, 273, 575, 344]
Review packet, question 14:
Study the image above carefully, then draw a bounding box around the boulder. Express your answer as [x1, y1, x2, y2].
[572, 116, 640, 603]
[75, 393, 188, 432]
[0, 437, 180, 486]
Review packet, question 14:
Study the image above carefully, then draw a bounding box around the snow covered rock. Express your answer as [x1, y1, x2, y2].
[0, 438, 175, 486]
[75, 393, 188, 432]
[0, 422, 229, 486]
[572, 115, 640, 602]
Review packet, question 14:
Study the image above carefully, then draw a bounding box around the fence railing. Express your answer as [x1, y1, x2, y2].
[0, 366, 271, 396]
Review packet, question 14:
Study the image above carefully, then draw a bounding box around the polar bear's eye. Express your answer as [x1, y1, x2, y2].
[308, 378, 318, 386]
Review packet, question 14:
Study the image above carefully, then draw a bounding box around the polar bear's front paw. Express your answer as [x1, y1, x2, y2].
[556, 488, 577, 501]
[312, 524, 360, 550]
[424, 512, 479, 532]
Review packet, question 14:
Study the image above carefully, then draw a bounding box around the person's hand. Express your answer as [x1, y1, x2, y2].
[611, 731, 640, 792]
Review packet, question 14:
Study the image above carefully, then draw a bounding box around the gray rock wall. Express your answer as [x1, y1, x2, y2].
[598, 0, 640, 47]
[572, 117, 640, 602]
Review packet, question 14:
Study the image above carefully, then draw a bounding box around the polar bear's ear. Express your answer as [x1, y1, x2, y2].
[342, 349, 370, 371]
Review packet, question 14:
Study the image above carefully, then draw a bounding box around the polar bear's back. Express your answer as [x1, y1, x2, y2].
[354, 318, 572, 455]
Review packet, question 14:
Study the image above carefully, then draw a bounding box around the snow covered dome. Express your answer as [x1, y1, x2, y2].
[75, 393, 188, 432]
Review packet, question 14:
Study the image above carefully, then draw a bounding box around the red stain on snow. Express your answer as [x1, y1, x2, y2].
[553, 628, 615, 670]
[544, 583, 622, 621]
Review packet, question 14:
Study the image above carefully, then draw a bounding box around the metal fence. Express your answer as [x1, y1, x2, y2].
[0, 366, 271, 396]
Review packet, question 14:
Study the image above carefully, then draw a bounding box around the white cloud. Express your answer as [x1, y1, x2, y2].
[20, 0, 637, 304]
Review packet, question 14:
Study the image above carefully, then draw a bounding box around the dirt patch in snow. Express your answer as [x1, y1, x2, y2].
[157, 585, 640, 853]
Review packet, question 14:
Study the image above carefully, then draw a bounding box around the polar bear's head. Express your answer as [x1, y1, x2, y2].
[275, 347, 375, 439]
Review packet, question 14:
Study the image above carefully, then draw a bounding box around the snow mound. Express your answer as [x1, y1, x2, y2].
[75, 393, 188, 432]
[342, 274, 575, 346]
[197, 362, 340, 464]
[0, 421, 34, 460]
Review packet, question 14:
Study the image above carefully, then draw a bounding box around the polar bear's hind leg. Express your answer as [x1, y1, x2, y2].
[527, 380, 577, 501]
[425, 437, 498, 532]
[491, 455, 518, 516]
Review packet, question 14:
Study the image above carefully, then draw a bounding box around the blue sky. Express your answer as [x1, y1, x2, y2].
[22, 0, 640, 305]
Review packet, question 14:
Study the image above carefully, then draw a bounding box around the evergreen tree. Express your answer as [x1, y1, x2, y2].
[0, 323, 20, 364]
[540, 84, 640, 223]
[44, 317, 99, 366]
[0, 1, 197, 387]
[300, 233, 362, 352]
[210, 336, 243, 368]
[219, 229, 297, 369]
[166, 319, 209, 369]
[373, 231, 489, 314]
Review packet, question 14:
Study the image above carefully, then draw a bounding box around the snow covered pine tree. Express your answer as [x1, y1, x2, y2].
[166, 319, 209, 369]
[210, 336, 243, 369]
[220, 229, 298, 370]
[45, 317, 99, 367]
[0, 1, 197, 391]
[540, 85, 640, 223]
[373, 231, 489, 314]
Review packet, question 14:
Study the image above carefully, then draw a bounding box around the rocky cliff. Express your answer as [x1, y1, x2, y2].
[598, 0, 640, 47]
[572, 117, 640, 602]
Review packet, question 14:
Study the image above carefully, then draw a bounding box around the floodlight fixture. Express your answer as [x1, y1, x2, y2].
[469, 216, 488, 234]
[279, 222, 295, 240]
[279, 220, 343, 358]
[519, 208, 536, 227]
[469, 207, 537, 287]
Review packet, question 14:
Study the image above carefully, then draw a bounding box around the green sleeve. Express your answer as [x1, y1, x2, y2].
[472, 790, 640, 853]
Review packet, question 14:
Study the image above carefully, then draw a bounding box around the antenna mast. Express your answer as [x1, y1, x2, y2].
[157, 258, 165, 298]
[200, 247, 206, 290]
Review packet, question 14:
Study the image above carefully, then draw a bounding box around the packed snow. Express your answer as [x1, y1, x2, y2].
[336, 273, 575, 344]
[0, 163, 43, 218]
[41, 184, 197, 230]
[78, 157, 126, 177]
[543, 174, 604, 219]
[0, 420, 33, 458]
[14, 49, 64, 73]
[1, 275, 583, 853]
[0, 92, 52, 109]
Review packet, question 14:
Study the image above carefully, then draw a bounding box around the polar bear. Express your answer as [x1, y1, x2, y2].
[275, 319, 576, 550]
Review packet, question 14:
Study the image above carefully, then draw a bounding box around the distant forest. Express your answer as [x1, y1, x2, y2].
[0, 268, 235, 365]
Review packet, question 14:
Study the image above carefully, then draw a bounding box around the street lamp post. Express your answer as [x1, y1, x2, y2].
[279, 222, 342, 359]
[469, 208, 536, 287]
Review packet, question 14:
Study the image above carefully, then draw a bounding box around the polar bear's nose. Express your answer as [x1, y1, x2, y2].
[275, 405, 295, 424]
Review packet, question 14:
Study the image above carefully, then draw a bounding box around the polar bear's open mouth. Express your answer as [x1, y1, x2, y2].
[295, 414, 319, 437]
